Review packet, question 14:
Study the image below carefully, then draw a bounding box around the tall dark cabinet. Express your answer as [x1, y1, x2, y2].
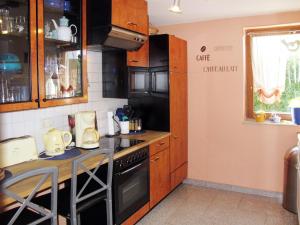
[129, 34, 188, 190]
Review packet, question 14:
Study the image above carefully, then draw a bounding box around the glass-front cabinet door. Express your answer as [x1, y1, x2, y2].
[0, 0, 38, 112]
[37, 0, 87, 107]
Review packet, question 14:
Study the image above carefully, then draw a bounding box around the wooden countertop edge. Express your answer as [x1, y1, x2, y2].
[0, 131, 170, 208]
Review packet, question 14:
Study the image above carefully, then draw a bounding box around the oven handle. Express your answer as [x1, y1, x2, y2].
[117, 162, 144, 176]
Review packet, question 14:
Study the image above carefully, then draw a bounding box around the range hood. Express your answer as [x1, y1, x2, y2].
[87, 0, 148, 51]
[87, 25, 148, 51]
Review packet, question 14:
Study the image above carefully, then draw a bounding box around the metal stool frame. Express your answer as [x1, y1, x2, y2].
[70, 148, 113, 225]
[1, 167, 58, 225]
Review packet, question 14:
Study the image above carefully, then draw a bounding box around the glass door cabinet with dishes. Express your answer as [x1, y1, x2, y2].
[0, 0, 87, 112]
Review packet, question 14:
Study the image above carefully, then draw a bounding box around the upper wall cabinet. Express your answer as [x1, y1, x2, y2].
[0, 0, 38, 112]
[37, 0, 87, 108]
[112, 0, 148, 35]
[127, 40, 149, 67]
[0, 0, 87, 112]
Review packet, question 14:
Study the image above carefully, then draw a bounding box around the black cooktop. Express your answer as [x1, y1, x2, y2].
[98, 137, 144, 153]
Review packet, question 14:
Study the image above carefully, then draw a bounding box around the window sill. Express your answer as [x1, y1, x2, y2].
[243, 119, 297, 127]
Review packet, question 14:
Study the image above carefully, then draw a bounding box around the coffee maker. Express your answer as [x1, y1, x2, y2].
[75, 111, 100, 149]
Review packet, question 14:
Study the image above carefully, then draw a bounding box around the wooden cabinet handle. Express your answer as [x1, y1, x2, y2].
[127, 21, 137, 26]
[173, 135, 178, 139]
[42, 98, 47, 102]
[157, 142, 165, 146]
[129, 59, 139, 63]
[151, 157, 160, 162]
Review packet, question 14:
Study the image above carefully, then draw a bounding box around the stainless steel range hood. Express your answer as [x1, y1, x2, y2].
[87, 0, 148, 51]
[87, 25, 148, 51]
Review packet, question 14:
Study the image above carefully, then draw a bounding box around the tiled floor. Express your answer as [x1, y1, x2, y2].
[137, 184, 298, 225]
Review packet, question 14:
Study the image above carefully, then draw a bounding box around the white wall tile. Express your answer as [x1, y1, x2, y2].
[0, 51, 128, 152]
[0, 113, 12, 125]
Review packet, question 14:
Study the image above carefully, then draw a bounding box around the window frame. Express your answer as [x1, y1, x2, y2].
[245, 24, 300, 120]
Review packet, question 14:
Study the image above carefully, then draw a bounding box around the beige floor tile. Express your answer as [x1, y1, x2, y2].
[137, 184, 296, 225]
[265, 214, 298, 225]
[238, 194, 292, 217]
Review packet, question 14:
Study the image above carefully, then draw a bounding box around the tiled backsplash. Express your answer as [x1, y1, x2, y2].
[0, 51, 128, 152]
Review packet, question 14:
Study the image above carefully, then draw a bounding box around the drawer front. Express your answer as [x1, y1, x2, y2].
[150, 136, 170, 156]
[171, 162, 187, 191]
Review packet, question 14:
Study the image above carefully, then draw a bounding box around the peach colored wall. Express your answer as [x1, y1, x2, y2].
[159, 11, 300, 193]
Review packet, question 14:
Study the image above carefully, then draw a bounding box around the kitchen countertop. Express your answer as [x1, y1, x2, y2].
[0, 130, 170, 209]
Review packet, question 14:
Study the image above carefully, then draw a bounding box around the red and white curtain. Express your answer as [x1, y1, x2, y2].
[251, 34, 290, 104]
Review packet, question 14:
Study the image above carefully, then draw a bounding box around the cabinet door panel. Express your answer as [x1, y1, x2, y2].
[169, 36, 187, 73]
[38, 0, 87, 107]
[171, 163, 188, 190]
[0, 0, 38, 112]
[170, 71, 188, 172]
[112, 0, 148, 35]
[134, 0, 148, 35]
[150, 148, 170, 208]
[112, 0, 130, 30]
[169, 35, 188, 173]
[127, 40, 149, 67]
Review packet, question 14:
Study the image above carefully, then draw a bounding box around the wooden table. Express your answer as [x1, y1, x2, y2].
[0, 131, 170, 210]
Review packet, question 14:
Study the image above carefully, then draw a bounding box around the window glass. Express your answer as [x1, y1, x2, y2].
[250, 32, 300, 114]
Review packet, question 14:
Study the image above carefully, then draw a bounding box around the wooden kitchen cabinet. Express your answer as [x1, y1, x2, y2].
[112, 0, 148, 35]
[0, 0, 87, 112]
[133, 0, 149, 35]
[0, 0, 39, 112]
[37, 0, 88, 108]
[149, 138, 170, 208]
[169, 37, 188, 190]
[169, 35, 187, 73]
[149, 34, 188, 191]
[127, 40, 149, 67]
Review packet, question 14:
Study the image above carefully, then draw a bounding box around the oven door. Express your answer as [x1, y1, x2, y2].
[113, 159, 149, 225]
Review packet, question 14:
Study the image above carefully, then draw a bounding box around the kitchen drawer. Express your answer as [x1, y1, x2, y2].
[171, 162, 187, 190]
[150, 136, 170, 156]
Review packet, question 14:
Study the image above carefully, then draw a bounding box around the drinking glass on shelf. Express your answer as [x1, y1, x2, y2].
[0, 77, 8, 103]
[0, 9, 10, 34]
[11, 86, 21, 102]
[15, 16, 26, 33]
[20, 86, 29, 101]
[8, 17, 14, 33]
[7, 88, 14, 102]
[44, 21, 51, 38]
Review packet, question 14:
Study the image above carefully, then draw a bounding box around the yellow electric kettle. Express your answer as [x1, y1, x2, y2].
[43, 128, 72, 156]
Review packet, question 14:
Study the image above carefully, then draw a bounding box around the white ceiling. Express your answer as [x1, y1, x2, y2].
[147, 0, 300, 26]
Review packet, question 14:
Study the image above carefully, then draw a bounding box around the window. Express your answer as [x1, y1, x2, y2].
[245, 25, 300, 120]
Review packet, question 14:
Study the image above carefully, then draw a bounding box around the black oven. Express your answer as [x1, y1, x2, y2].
[113, 147, 149, 225]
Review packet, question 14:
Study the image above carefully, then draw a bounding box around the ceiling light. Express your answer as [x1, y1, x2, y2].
[169, 0, 182, 14]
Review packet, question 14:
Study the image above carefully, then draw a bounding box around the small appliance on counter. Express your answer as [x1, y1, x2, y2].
[107, 111, 116, 136]
[0, 136, 38, 168]
[43, 128, 72, 156]
[75, 111, 100, 149]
